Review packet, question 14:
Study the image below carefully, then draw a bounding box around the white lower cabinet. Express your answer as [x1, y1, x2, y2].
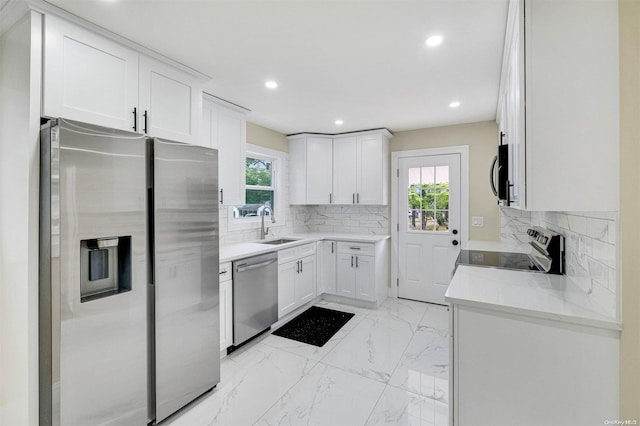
[278, 244, 317, 318]
[317, 241, 337, 295]
[219, 262, 233, 352]
[334, 241, 388, 305]
[451, 303, 620, 425]
[336, 252, 375, 302]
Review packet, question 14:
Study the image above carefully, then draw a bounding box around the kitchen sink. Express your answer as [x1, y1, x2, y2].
[259, 238, 299, 245]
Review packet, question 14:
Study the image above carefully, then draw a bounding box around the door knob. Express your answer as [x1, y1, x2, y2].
[452, 240, 459, 246]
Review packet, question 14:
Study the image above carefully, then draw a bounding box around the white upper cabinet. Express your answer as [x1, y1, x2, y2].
[43, 14, 205, 144]
[356, 133, 389, 205]
[497, 0, 618, 211]
[289, 135, 333, 204]
[334, 132, 390, 205]
[202, 95, 246, 206]
[306, 137, 334, 204]
[43, 14, 139, 132]
[139, 56, 202, 144]
[332, 136, 358, 205]
[289, 129, 391, 205]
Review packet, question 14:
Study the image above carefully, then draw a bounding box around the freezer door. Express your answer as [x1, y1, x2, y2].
[40, 119, 148, 426]
[152, 139, 220, 422]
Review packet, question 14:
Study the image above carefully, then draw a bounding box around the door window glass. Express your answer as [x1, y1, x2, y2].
[407, 165, 450, 232]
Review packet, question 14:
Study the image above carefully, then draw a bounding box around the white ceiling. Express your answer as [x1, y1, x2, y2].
[45, 0, 508, 135]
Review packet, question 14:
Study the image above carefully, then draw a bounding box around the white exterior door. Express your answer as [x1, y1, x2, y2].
[398, 154, 461, 304]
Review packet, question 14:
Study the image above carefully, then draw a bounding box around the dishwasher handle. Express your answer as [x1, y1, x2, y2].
[235, 258, 278, 273]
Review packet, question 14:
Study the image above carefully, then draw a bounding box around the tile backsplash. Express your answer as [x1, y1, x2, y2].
[500, 208, 618, 318]
[219, 205, 390, 246]
[297, 205, 390, 235]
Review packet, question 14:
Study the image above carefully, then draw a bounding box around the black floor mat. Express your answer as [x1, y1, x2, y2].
[272, 306, 355, 347]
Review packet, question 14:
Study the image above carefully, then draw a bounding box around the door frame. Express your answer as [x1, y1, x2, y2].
[390, 146, 469, 298]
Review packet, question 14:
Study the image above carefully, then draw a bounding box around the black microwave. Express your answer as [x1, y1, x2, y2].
[490, 132, 511, 206]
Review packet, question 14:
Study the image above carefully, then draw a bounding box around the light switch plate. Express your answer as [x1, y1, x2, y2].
[472, 216, 484, 227]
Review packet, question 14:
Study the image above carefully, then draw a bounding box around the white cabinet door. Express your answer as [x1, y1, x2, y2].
[306, 137, 333, 204]
[219, 262, 232, 351]
[332, 136, 358, 204]
[278, 261, 297, 318]
[318, 241, 337, 295]
[336, 253, 356, 297]
[139, 56, 202, 144]
[202, 97, 246, 205]
[219, 279, 233, 351]
[288, 139, 306, 204]
[357, 134, 385, 205]
[201, 96, 218, 149]
[355, 255, 376, 302]
[297, 256, 316, 304]
[43, 14, 139, 132]
[217, 106, 246, 206]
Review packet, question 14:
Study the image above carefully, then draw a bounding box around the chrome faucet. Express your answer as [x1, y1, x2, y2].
[260, 204, 276, 240]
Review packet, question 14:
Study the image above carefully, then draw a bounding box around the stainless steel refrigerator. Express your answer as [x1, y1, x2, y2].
[39, 119, 220, 426]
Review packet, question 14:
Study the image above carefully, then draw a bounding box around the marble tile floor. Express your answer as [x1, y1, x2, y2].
[166, 298, 450, 426]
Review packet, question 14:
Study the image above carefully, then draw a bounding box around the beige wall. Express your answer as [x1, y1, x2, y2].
[619, 0, 640, 419]
[391, 121, 500, 241]
[247, 121, 289, 152]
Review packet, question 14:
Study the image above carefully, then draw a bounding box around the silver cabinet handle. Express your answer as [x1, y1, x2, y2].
[219, 269, 228, 275]
[356, 256, 358, 268]
[236, 258, 277, 273]
[329, 193, 332, 204]
[357, 193, 360, 204]
[352, 193, 355, 204]
[351, 256, 354, 267]
[300, 260, 303, 273]
[349, 247, 361, 250]
[331, 242, 334, 253]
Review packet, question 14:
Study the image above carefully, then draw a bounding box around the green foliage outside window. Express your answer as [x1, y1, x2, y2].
[246, 158, 272, 186]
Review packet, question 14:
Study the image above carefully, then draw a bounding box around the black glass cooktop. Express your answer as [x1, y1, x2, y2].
[456, 250, 541, 272]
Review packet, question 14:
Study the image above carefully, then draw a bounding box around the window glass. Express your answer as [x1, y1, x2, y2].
[233, 156, 276, 218]
[407, 165, 450, 232]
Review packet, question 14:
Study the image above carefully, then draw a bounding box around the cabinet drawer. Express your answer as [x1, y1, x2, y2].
[219, 261, 232, 283]
[279, 243, 316, 264]
[337, 242, 374, 256]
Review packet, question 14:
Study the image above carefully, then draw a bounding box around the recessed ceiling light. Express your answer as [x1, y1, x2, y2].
[265, 81, 278, 89]
[335, 120, 344, 125]
[449, 101, 461, 108]
[425, 35, 443, 47]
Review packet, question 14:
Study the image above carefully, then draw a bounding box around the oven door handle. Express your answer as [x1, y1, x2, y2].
[490, 155, 498, 196]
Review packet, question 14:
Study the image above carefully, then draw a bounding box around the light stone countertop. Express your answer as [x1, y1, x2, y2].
[445, 265, 621, 331]
[219, 232, 390, 263]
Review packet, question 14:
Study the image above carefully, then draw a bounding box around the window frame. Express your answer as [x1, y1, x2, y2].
[227, 144, 287, 231]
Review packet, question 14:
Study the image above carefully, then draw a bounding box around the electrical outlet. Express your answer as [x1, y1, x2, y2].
[472, 216, 484, 227]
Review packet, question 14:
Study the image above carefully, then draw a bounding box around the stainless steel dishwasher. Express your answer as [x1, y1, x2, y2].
[233, 251, 278, 346]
